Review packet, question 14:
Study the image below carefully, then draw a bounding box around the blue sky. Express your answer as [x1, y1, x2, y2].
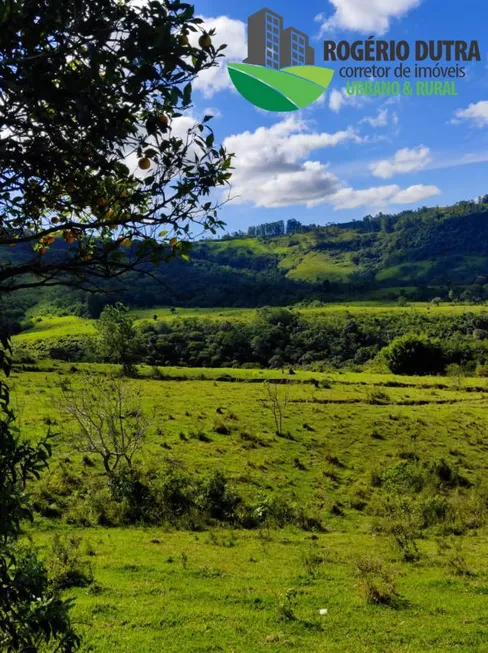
[186, 0, 488, 233]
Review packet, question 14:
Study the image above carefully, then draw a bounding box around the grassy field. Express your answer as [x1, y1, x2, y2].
[10, 361, 488, 651]
[285, 252, 356, 282]
[31, 526, 488, 652]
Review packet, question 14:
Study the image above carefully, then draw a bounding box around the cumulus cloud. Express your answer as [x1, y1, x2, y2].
[223, 118, 440, 210]
[191, 16, 247, 98]
[332, 184, 440, 209]
[370, 146, 431, 179]
[257, 162, 342, 208]
[223, 117, 360, 208]
[317, 0, 422, 34]
[452, 101, 488, 127]
[392, 184, 440, 204]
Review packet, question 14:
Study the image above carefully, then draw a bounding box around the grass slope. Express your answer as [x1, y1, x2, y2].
[11, 363, 488, 650]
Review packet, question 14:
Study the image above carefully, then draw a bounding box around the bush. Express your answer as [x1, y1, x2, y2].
[33, 463, 83, 518]
[438, 538, 475, 577]
[277, 588, 297, 622]
[109, 467, 161, 525]
[197, 471, 241, 522]
[249, 495, 296, 528]
[47, 535, 94, 590]
[382, 334, 445, 376]
[213, 419, 231, 435]
[355, 556, 401, 606]
[380, 460, 426, 493]
[19, 320, 34, 332]
[157, 472, 196, 521]
[476, 363, 488, 377]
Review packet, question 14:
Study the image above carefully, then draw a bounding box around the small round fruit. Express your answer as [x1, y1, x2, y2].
[157, 113, 169, 127]
[199, 34, 212, 49]
[51, 217, 60, 224]
[63, 230, 77, 244]
[138, 157, 151, 170]
[38, 247, 48, 256]
[121, 238, 132, 248]
[41, 235, 55, 245]
[179, 34, 189, 46]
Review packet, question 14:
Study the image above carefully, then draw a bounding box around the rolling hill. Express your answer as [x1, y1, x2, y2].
[2, 198, 488, 321]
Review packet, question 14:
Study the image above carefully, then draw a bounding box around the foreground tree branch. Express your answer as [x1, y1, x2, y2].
[0, 0, 233, 295]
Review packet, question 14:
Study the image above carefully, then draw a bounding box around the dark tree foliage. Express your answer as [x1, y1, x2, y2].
[286, 219, 302, 234]
[0, 0, 232, 295]
[383, 334, 445, 376]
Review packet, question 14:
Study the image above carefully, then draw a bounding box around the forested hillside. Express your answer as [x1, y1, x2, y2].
[3, 199, 488, 322]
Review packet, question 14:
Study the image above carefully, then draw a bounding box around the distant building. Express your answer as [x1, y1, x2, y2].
[244, 8, 314, 70]
[281, 27, 315, 67]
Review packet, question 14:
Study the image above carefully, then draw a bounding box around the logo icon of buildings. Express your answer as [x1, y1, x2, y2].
[244, 8, 315, 70]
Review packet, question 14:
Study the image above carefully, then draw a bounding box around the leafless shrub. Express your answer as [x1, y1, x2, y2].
[265, 381, 290, 436]
[56, 374, 151, 475]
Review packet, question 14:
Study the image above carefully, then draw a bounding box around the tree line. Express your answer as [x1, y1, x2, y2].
[14, 304, 488, 377]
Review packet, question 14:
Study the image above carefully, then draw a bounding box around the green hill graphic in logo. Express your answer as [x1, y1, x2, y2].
[227, 64, 334, 112]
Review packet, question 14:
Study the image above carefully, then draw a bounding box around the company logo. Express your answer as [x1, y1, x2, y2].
[228, 8, 334, 112]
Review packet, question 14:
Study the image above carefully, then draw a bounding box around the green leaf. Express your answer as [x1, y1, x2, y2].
[227, 63, 334, 112]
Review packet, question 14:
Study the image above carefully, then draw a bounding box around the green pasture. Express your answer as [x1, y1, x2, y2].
[13, 362, 488, 651]
[30, 526, 488, 653]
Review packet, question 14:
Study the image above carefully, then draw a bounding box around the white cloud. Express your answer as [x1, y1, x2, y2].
[393, 184, 440, 204]
[332, 185, 399, 209]
[452, 101, 488, 127]
[329, 89, 346, 113]
[203, 106, 222, 119]
[370, 146, 431, 179]
[223, 117, 360, 208]
[191, 16, 247, 98]
[223, 117, 440, 210]
[329, 88, 370, 113]
[318, 0, 421, 34]
[257, 161, 342, 208]
[332, 184, 440, 209]
[360, 108, 389, 128]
